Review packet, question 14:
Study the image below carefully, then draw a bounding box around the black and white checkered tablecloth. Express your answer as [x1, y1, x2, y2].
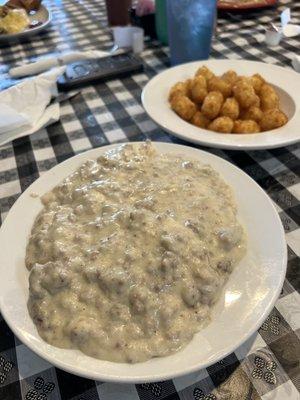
[0, 0, 299, 399]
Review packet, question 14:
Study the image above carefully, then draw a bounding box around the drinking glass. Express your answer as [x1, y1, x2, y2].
[105, 0, 132, 26]
[167, 0, 217, 65]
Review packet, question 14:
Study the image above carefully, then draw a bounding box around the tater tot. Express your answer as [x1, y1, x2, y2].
[232, 119, 260, 134]
[169, 81, 188, 101]
[222, 70, 238, 86]
[236, 76, 251, 85]
[185, 79, 194, 98]
[253, 95, 261, 108]
[241, 106, 263, 122]
[260, 84, 279, 111]
[201, 91, 224, 119]
[169, 66, 288, 135]
[208, 117, 234, 133]
[190, 75, 208, 104]
[233, 80, 258, 109]
[191, 111, 210, 128]
[191, 111, 210, 129]
[195, 65, 215, 81]
[259, 109, 288, 131]
[171, 95, 197, 121]
[250, 73, 265, 94]
[220, 97, 239, 120]
[207, 76, 232, 98]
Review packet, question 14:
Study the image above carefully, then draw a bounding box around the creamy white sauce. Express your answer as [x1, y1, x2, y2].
[26, 142, 246, 363]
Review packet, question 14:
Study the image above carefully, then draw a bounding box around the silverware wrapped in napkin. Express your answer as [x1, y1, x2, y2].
[9, 50, 110, 77]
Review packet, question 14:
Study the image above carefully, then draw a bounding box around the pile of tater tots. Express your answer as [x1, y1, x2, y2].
[169, 66, 288, 134]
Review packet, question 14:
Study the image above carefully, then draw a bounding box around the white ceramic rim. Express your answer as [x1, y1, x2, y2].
[141, 59, 300, 150]
[0, 142, 287, 383]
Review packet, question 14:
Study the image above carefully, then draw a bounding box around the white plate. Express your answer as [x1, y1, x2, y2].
[0, 5, 51, 42]
[0, 142, 286, 383]
[142, 60, 300, 150]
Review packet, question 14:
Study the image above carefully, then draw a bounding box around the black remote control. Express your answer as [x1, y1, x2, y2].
[57, 53, 144, 91]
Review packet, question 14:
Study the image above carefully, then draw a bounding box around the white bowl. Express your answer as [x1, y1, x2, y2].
[142, 60, 300, 150]
[0, 142, 286, 383]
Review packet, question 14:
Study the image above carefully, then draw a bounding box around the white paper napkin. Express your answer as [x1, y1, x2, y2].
[9, 50, 109, 78]
[283, 24, 300, 38]
[0, 103, 60, 147]
[0, 66, 65, 146]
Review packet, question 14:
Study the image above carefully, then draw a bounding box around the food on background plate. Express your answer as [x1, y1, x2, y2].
[0, 0, 42, 34]
[232, 119, 260, 134]
[169, 66, 288, 134]
[26, 142, 246, 363]
[208, 116, 234, 133]
[201, 91, 224, 120]
[218, 0, 271, 5]
[190, 75, 208, 103]
[0, 8, 29, 33]
[220, 97, 239, 120]
[5, 0, 41, 12]
[171, 95, 197, 121]
[260, 109, 289, 131]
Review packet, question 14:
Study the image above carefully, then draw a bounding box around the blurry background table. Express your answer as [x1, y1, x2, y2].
[0, 0, 299, 399]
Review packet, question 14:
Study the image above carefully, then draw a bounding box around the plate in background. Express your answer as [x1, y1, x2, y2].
[142, 60, 300, 150]
[218, 0, 277, 11]
[0, 5, 51, 42]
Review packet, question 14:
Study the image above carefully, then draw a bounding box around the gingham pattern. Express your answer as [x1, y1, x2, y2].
[0, 0, 299, 399]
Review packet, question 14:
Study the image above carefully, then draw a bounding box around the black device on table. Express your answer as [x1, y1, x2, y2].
[57, 52, 144, 91]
